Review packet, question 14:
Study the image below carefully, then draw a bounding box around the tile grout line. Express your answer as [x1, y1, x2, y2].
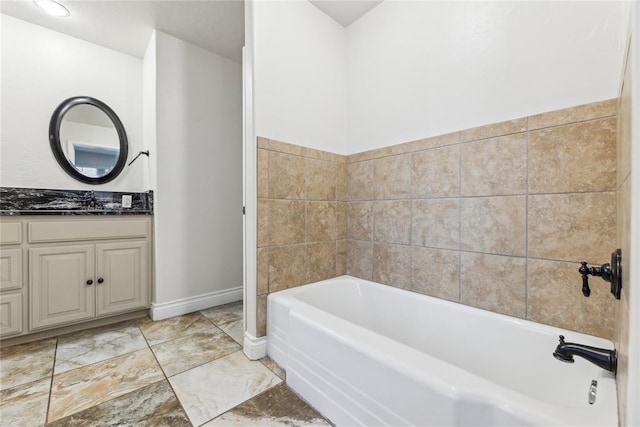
[140, 323, 171, 380]
[280, 188, 616, 204]
[337, 238, 588, 262]
[146, 311, 243, 427]
[198, 380, 287, 427]
[524, 119, 530, 320]
[139, 316, 247, 426]
[409, 153, 414, 291]
[45, 327, 165, 425]
[44, 338, 59, 426]
[190, 307, 284, 426]
[458, 131, 463, 303]
[368, 161, 374, 280]
[134, 322, 189, 422]
[144, 336, 193, 425]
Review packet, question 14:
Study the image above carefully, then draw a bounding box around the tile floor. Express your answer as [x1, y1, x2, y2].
[0, 301, 331, 426]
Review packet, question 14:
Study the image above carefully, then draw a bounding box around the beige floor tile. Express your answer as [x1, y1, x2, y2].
[48, 348, 164, 423]
[169, 351, 282, 426]
[0, 339, 56, 391]
[200, 301, 244, 343]
[138, 312, 220, 346]
[151, 329, 241, 377]
[204, 383, 329, 426]
[200, 301, 243, 326]
[218, 318, 244, 345]
[55, 322, 148, 374]
[0, 377, 50, 427]
[47, 380, 190, 426]
[259, 356, 286, 381]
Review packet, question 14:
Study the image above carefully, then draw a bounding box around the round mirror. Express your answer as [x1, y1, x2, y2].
[49, 96, 128, 184]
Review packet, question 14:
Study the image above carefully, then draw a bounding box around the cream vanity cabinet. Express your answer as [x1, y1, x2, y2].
[0, 222, 24, 337]
[0, 216, 151, 337]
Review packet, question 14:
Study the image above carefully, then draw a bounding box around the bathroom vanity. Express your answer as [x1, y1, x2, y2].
[0, 189, 153, 341]
[0, 92, 155, 342]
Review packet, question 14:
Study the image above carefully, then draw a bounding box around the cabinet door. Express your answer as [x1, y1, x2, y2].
[96, 241, 148, 316]
[30, 245, 95, 330]
[0, 248, 22, 291]
[0, 293, 23, 337]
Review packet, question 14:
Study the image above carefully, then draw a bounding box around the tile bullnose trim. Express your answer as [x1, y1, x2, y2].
[459, 118, 528, 143]
[527, 98, 617, 131]
[257, 136, 346, 163]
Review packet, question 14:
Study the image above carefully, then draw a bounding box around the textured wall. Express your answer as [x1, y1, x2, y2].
[346, 1, 629, 153]
[152, 32, 243, 309]
[1, 15, 144, 192]
[344, 99, 617, 339]
[256, 138, 347, 336]
[252, 1, 348, 154]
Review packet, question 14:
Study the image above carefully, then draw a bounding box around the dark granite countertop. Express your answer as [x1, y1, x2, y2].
[0, 187, 153, 216]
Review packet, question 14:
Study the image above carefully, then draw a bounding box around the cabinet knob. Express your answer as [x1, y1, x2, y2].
[86, 279, 93, 285]
[97, 278, 104, 284]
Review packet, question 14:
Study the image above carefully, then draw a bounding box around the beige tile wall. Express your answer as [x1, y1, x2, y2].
[256, 137, 347, 336]
[256, 99, 618, 340]
[345, 99, 618, 339]
[615, 40, 632, 426]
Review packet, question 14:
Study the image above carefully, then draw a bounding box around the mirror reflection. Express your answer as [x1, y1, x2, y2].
[60, 104, 120, 178]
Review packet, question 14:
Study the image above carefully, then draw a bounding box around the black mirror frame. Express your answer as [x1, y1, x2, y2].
[49, 96, 128, 185]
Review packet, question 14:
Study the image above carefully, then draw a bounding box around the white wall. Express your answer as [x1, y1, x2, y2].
[0, 14, 144, 191]
[626, 3, 640, 425]
[243, 0, 258, 343]
[253, 0, 348, 154]
[151, 31, 243, 310]
[346, 1, 631, 153]
[142, 33, 156, 206]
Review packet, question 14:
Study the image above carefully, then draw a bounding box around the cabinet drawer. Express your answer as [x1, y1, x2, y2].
[0, 222, 22, 245]
[0, 248, 22, 291]
[0, 293, 23, 337]
[29, 219, 148, 243]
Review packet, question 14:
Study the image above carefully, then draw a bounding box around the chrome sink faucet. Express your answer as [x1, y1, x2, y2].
[553, 335, 617, 374]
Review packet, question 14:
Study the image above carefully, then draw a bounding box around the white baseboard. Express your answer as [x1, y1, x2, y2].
[243, 332, 267, 360]
[150, 286, 243, 320]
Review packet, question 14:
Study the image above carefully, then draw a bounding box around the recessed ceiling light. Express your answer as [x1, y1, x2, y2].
[33, 0, 70, 17]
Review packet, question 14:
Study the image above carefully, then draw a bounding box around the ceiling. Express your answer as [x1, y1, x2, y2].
[0, 0, 382, 62]
[0, 0, 245, 62]
[309, 0, 382, 27]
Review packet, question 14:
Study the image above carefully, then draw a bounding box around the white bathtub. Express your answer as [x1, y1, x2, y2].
[267, 276, 617, 426]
